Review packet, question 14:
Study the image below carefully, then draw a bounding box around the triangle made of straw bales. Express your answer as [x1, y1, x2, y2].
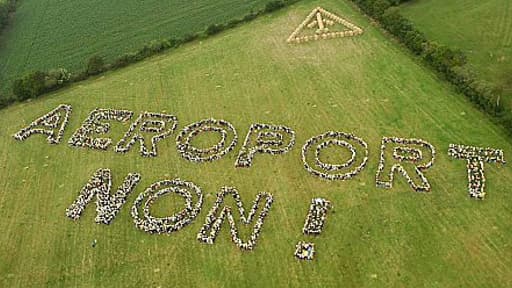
[287, 7, 363, 44]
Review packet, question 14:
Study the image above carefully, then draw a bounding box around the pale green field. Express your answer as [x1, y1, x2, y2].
[401, 0, 512, 103]
[0, 0, 511, 287]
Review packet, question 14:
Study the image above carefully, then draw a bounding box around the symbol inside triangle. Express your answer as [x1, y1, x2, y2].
[287, 7, 363, 44]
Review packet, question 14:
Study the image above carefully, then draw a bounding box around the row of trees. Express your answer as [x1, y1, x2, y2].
[0, 0, 16, 108]
[0, 0, 15, 28]
[5, 0, 299, 109]
[12, 69, 71, 101]
[350, 0, 512, 133]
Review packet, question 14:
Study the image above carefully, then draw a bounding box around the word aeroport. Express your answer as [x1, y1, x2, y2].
[13, 104, 507, 199]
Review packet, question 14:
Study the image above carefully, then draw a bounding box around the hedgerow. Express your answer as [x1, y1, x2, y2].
[349, 0, 512, 133]
[8, 0, 300, 108]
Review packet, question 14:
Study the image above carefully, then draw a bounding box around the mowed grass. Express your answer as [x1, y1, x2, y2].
[0, 0, 269, 94]
[401, 0, 512, 104]
[0, 0, 512, 287]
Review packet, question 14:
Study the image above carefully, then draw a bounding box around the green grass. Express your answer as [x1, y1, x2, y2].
[401, 0, 512, 104]
[0, 0, 512, 286]
[0, 0, 269, 95]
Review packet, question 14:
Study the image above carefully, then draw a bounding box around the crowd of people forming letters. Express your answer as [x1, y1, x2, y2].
[197, 187, 274, 250]
[176, 118, 238, 162]
[66, 168, 141, 224]
[13, 104, 506, 199]
[115, 111, 178, 157]
[235, 123, 295, 167]
[11, 103, 511, 262]
[67, 108, 179, 157]
[13, 104, 72, 144]
[68, 108, 134, 150]
[131, 179, 204, 234]
[294, 198, 331, 260]
[175, 120, 296, 168]
[376, 137, 436, 192]
[301, 131, 369, 181]
[302, 198, 332, 235]
[448, 144, 505, 199]
[64, 167, 273, 250]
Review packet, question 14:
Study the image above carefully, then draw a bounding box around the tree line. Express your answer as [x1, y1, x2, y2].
[1, 0, 298, 109]
[0, 0, 15, 29]
[0, 0, 16, 107]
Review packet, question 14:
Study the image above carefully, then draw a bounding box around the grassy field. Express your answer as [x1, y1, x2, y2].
[0, 0, 269, 95]
[0, 0, 512, 286]
[401, 0, 512, 105]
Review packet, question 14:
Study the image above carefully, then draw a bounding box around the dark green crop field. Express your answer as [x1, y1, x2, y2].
[0, 0, 269, 95]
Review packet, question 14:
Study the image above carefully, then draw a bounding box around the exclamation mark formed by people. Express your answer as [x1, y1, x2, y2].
[294, 198, 332, 261]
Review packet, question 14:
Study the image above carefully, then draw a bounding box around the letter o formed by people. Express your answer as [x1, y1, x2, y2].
[176, 118, 238, 162]
[302, 131, 369, 180]
[131, 179, 204, 234]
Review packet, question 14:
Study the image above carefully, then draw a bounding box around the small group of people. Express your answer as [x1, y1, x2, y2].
[235, 123, 295, 168]
[302, 198, 331, 235]
[176, 118, 238, 163]
[294, 241, 315, 260]
[448, 144, 505, 199]
[197, 187, 274, 251]
[13, 104, 72, 144]
[68, 108, 133, 150]
[115, 111, 177, 157]
[131, 179, 203, 234]
[376, 137, 436, 192]
[66, 168, 141, 225]
[302, 131, 369, 181]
